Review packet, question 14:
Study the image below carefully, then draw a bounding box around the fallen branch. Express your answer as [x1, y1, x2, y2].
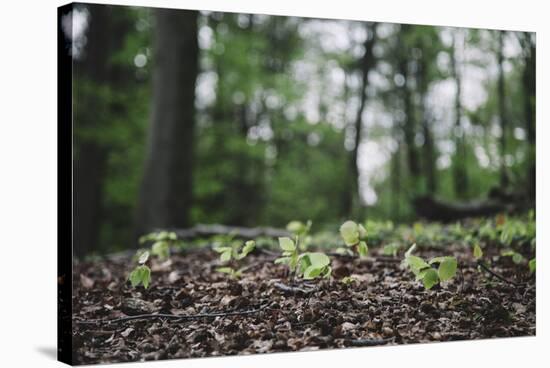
[477, 261, 522, 287]
[76, 302, 271, 325]
[169, 224, 290, 240]
[413, 195, 510, 222]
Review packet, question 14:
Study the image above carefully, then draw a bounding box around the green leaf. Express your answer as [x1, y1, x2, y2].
[213, 246, 232, 253]
[529, 258, 536, 273]
[382, 243, 399, 257]
[220, 250, 232, 262]
[438, 257, 457, 282]
[216, 267, 235, 275]
[406, 255, 430, 274]
[357, 241, 368, 258]
[512, 253, 524, 264]
[141, 266, 151, 288]
[129, 265, 151, 289]
[151, 241, 170, 260]
[500, 249, 515, 257]
[240, 240, 255, 258]
[138, 250, 150, 265]
[341, 276, 356, 285]
[129, 268, 141, 287]
[473, 243, 483, 259]
[340, 221, 359, 246]
[305, 252, 330, 268]
[303, 265, 323, 279]
[358, 224, 367, 240]
[429, 256, 448, 265]
[274, 257, 290, 265]
[278, 237, 296, 252]
[336, 247, 353, 256]
[421, 268, 439, 289]
[286, 221, 305, 234]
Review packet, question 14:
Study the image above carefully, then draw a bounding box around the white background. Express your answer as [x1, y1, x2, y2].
[0, 0, 547, 366]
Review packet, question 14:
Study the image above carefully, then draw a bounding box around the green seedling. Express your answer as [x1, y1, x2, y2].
[139, 231, 179, 260]
[214, 240, 256, 278]
[403, 244, 458, 290]
[382, 242, 401, 257]
[275, 237, 331, 279]
[473, 243, 483, 260]
[500, 249, 525, 264]
[286, 220, 313, 250]
[341, 276, 357, 285]
[128, 250, 152, 288]
[338, 220, 368, 257]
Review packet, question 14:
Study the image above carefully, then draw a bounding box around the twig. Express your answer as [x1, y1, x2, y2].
[273, 282, 317, 295]
[477, 261, 522, 287]
[76, 302, 271, 325]
[348, 337, 394, 347]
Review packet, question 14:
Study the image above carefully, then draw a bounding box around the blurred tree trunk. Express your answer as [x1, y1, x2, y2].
[520, 33, 536, 199]
[497, 31, 509, 187]
[391, 139, 402, 219]
[397, 26, 420, 192]
[450, 32, 469, 199]
[417, 58, 437, 195]
[74, 5, 131, 257]
[345, 22, 378, 217]
[136, 9, 199, 235]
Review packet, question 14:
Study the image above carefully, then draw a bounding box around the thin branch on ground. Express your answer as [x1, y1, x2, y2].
[477, 261, 522, 287]
[273, 282, 317, 295]
[348, 337, 395, 347]
[76, 302, 271, 325]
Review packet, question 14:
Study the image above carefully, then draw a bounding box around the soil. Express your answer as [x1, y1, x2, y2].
[72, 245, 535, 365]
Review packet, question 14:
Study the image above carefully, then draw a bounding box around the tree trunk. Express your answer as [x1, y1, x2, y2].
[520, 33, 536, 199]
[416, 50, 437, 195]
[397, 26, 420, 191]
[497, 31, 509, 187]
[73, 5, 130, 257]
[391, 141, 401, 219]
[136, 9, 199, 236]
[450, 31, 468, 198]
[345, 22, 378, 216]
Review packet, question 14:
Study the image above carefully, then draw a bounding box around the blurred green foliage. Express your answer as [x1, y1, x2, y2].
[73, 6, 535, 253]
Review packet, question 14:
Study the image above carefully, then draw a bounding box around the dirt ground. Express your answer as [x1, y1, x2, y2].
[72, 245, 535, 365]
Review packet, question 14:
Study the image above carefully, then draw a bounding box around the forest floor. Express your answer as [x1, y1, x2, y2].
[72, 227, 536, 365]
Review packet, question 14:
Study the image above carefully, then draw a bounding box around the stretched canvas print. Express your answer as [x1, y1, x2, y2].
[58, 2, 536, 365]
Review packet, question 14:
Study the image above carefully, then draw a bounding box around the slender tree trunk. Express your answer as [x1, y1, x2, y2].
[345, 22, 378, 216]
[417, 59, 437, 195]
[391, 139, 402, 219]
[136, 9, 199, 235]
[520, 33, 536, 199]
[497, 31, 509, 187]
[450, 32, 468, 198]
[73, 5, 130, 257]
[397, 26, 420, 191]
